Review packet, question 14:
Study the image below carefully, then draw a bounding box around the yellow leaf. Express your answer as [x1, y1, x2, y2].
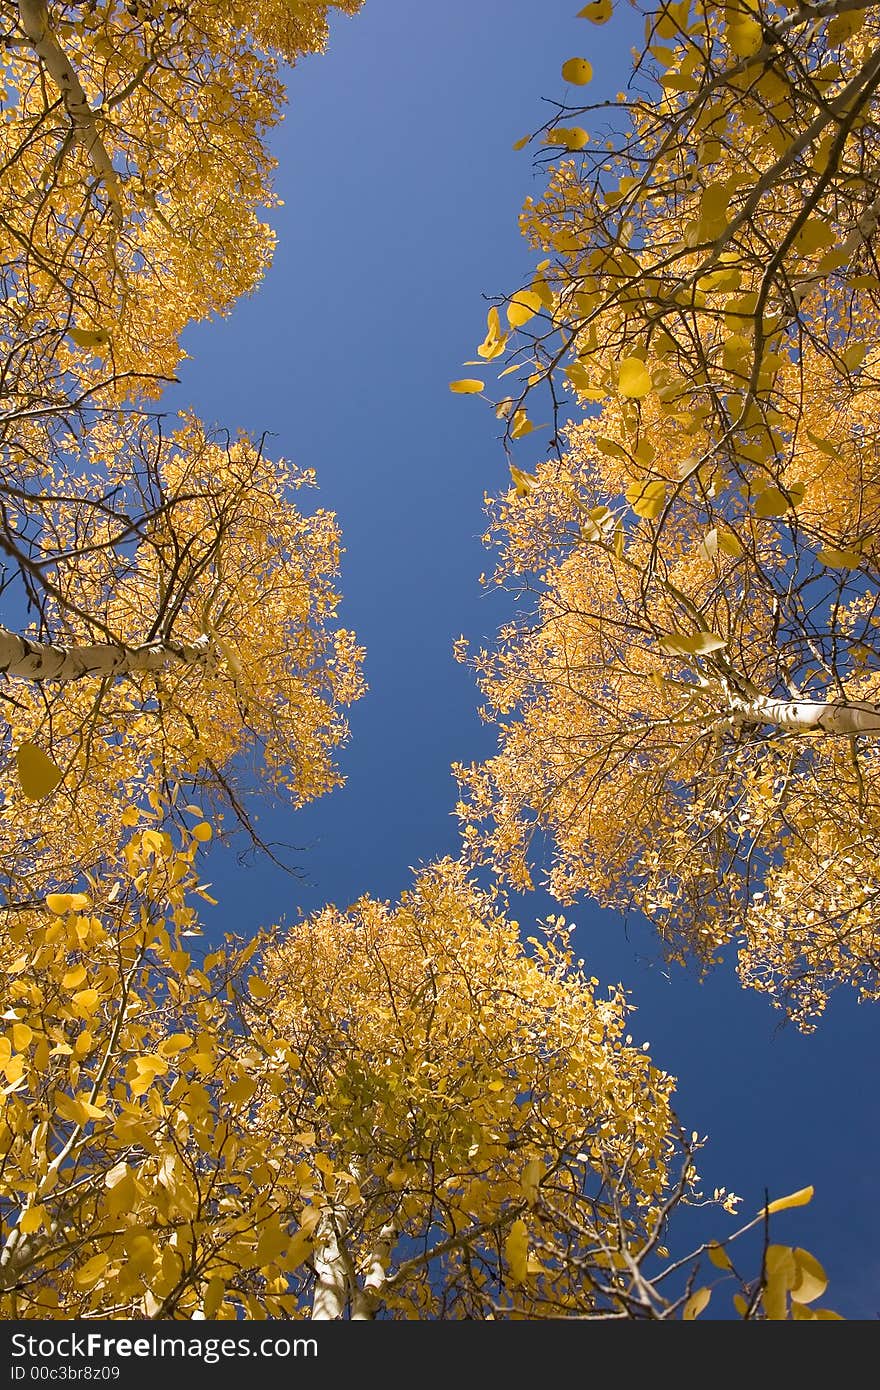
[562, 57, 593, 85]
[158, 1033, 193, 1057]
[226, 1074, 257, 1105]
[578, 0, 613, 22]
[121, 806, 140, 826]
[566, 363, 606, 398]
[753, 485, 796, 518]
[62, 965, 87, 990]
[625, 478, 666, 519]
[717, 530, 743, 558]
[683, 1286, 712, 1319]
[192, 821, 212, 842]
[512, 135, 530, 151]
[16, 743, 63, 800]
[203, 1275, 225, 1318]
[506, 291, 543, 328]
[547, 127, 589, 151]
[285, 1227, 313, 1270]
[70, 989, 100, 1017]
[617, 357, 653, 398]
[764, 1185, 813, 1216]
[794, 219, 836, 255]
[509, 466, 535, 497]
[520, 1158, 543, 1206]
[843, 342, 866, 371]
[19, 1205, 47, 1235]
[504, 1218, 529, 1285]
[510, 409, 534, 440]
[708, 1241, 733, 1271]
[256, 1220, 288, 1266]
[733, 1292, 750, 1317]
[449, 379, 485, 394]
[817, 547, 861, 568]
[69, 327, 110, 350]
[727, 17, 763, 55]
[790, 1248, 828, 1304]
[659, 631, 727, 657]
[73, 1252, 110, 1289]
[248, 975, 271, 999]
[46, 892, 89, 914]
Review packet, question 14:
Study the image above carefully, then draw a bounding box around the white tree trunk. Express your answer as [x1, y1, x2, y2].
[728, 692, 880, 736]
[311, 1215, 347, 1320]
[0, 627, 214, 682]
[18, 0, 122, 222]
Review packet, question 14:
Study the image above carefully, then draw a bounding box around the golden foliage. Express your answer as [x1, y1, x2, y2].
[455, 0, 880, 1028]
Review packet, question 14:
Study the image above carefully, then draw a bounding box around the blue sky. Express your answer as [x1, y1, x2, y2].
[167, 0, 880, 1317]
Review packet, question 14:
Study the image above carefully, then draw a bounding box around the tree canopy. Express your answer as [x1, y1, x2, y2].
[453, 0, 880, 1028]
[0, 0, 859, 1323]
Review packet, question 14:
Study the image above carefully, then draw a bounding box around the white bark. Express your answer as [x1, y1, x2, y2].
[350, 1220, 396, 1320]
[310, 1215, 347, 1320]
[728, 692, 880, 736]
[18, 0, 123, 223]
[0, 626, 215, 682]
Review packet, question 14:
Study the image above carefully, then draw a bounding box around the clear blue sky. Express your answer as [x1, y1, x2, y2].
[167, 0, 880, 1317]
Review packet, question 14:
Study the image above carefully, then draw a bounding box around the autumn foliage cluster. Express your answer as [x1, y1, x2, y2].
[1, 0, 871, 1318]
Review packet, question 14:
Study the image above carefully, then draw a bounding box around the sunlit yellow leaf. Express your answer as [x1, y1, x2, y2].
[506, 291, 543, 328]
[16, 743, 63, 800]
[764, 1185, 813, 1215]
[69, 327, 110, 351]
[192, 821, 212, 842]
[791, 1247, 828, 1304]
[683, 1286, 711, 1318]
[46, 892, 90, 914]
[562, 58, 593, 85]
[727, 17, 763, 55]
[794, 219, 836, 255]
[617, 357, 653, 398]
[625, 478, 666, 519]
[505, 1217, 529, 1284]
[510, 409, 534, 440]
[73, 1252, 110, 1289]
[70, 989, 100, 1017]
[19, 1205, 47, 1235]
[817, 547, 861, 568]
[509, 466, 535, 497]
[449, 379, 485, 394]
[659, 630, 727, 656]
[578, 0, 613, 22]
